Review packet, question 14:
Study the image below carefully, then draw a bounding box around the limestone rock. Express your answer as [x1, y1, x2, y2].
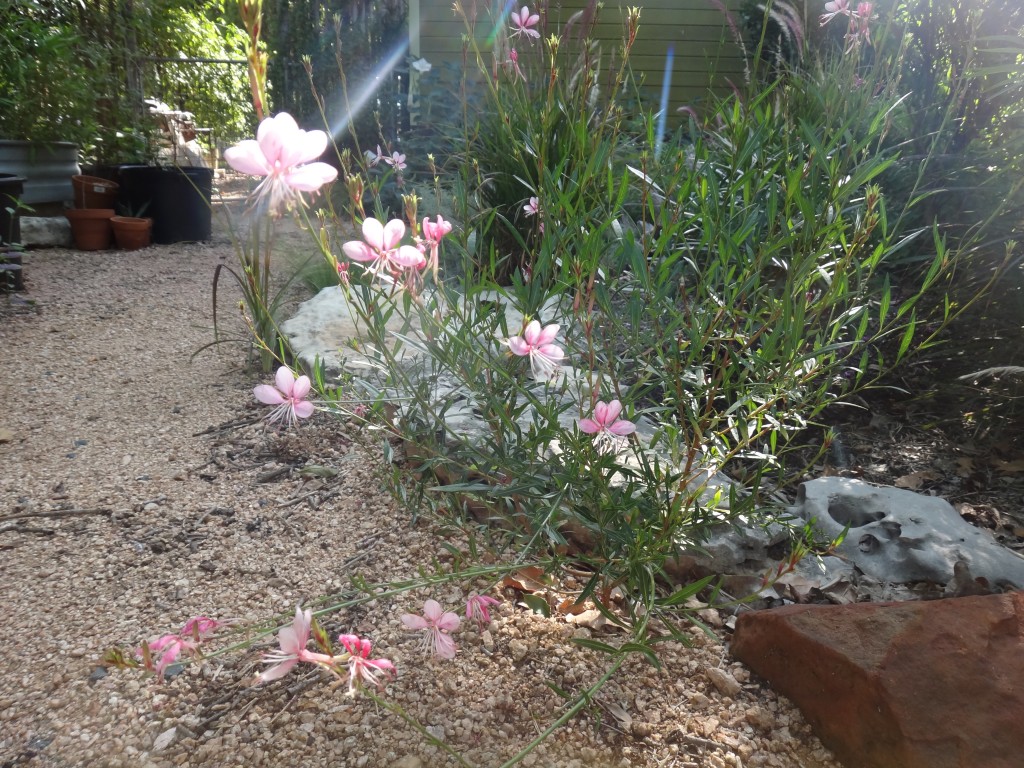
[705, 667, 742, 698]
[792, 477, 1024, 588]
[279, 285, 423, 379]
[731, 592, 1024, 768]
[21, 216, 72, 247]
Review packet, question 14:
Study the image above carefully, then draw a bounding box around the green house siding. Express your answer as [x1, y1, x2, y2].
[411, 0, 746, 123]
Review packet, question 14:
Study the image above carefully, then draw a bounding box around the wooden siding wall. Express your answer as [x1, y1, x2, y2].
[412, 0, 747, 124]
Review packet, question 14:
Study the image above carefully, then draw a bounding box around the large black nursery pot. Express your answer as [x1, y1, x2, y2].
[0, 173, 26, 244]
[150, 166, 214, 244]
[117, 165, 160, 218]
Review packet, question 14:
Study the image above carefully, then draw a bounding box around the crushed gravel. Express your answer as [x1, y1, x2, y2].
[0, 218, 841, 767]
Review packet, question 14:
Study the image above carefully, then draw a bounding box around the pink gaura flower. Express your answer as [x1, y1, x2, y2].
[342, 217, 426, 277]
[466, 593, 501, 630]
[139, 616, 222, 681]
[254, 366, 315, 427]
[224, 112, 338, 215]
[365, 145, 384, 167]
[854, 2, 875, 45]
[259, 606, 335, 683]
[509, 6, 540, 40]
[523, 196, 540, 217]
[401, 599, 460, 660]
[819, 0, 850, 25]
[579, 399, 637, 439]
[504, 320, 564, 380]
[384, 151, 407, 171]
[337, 634, 396, 696]
[419, 214, 453, 277]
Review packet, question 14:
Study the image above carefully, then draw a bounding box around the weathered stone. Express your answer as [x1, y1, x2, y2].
[705, 667, 742, 698]
[792, 477, 1024, 588]
[20, 216, 72, 248]
[731, 592, 1024, 768]
[279, 285, 423, 379]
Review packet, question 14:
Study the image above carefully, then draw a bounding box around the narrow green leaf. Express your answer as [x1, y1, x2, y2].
[571, 637, 620, 655]
[897, 315, 917, 359]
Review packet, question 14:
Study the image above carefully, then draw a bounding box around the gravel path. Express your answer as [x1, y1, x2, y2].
[0, 226, 841, 767]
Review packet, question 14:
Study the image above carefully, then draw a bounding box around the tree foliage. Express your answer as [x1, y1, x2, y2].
[0, 0, 251, 160]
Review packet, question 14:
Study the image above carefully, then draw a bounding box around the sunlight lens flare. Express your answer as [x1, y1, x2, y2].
[325, 39, 411, 140]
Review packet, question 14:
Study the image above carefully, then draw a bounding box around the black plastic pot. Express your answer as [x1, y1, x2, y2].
[117, 165, 160, 218]
[151, 166, 214, 244]
[0, 173, 26, 244]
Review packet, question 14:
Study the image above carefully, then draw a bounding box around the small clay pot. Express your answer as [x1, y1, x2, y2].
[72, 174, 120, 209]
[65, 208, 115, 250]
[110, 215, 153, 250]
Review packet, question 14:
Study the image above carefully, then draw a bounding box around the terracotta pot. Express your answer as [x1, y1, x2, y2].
[65, 208, 115, 250]
[72, 174, 120, 209]
[110, 216, 152, 250]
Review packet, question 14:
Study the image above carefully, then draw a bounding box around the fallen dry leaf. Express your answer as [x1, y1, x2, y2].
[894, 469, 941, 489]
[556, 598, 588, 616]
[565, 608, 609, 630]
[501, 565, 547, 593]
[603, 701, 632, 730]
[993, 458, 1024, 474]
[955, 457, 975, 476]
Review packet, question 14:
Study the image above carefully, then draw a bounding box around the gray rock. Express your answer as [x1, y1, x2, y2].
[21, 216, 72, 248]
[792, 477, 1024, 588]
[280, 286, 423, 380]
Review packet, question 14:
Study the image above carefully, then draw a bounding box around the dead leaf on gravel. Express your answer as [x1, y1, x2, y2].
[955, 457, 976, 476]
[565, 609, 609, 630]
[556, 597, 588, 615]
[603, 701, 632, 730]
[501, 565, 547, 592]
[152, 726, 177, 752]
[894, 469, 941, 489]
[993, 458, 1024, 474]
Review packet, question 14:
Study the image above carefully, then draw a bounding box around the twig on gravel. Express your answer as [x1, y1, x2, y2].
[336, 535, 380, 570]
[0, 523, 55, 536]
[0, 507, 112, 523]
[257, 466, 292, 483]
[193, 417, 262, 437]
[275, 489, 339, 509]
[189, 684, 262, 736]
[262, 674, 323, 725]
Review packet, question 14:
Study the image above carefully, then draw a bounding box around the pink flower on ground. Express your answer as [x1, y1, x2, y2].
[401, 599, 460, 660]
[337, 634, 396, 696]
[140, 616, 222, 680]
[420, 214, 453, 277]
[819, 0, 850, 26]
[466, 593, 501, 629]
[259, 606, 335, 683]
[254, 366, 315, 427]
[509, 6, 540, 40]
[224, 112, 338, 215]
[579, 399, 637, 439]
[384, 151, 407, 171]
[342, 217, 426, 277]
[504, 320, 564, 380]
